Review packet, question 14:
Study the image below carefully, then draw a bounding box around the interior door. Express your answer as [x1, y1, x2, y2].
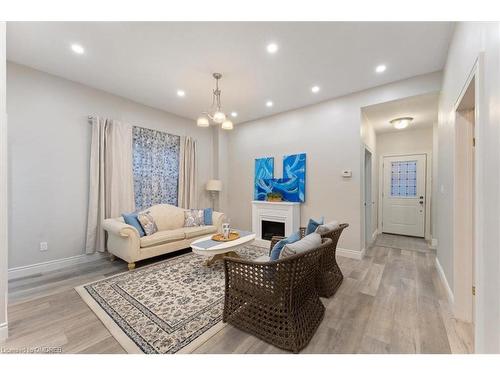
[382, 154, 426, 237]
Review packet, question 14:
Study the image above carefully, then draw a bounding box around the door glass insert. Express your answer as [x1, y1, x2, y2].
[390, 161, 417, 197]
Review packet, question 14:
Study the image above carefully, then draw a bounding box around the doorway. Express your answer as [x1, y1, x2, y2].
[382, 154, 426, 237]
[453, 75, 476, 325]
[364, 148, 373, 247]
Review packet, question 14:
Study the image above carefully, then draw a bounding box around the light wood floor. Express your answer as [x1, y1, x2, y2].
[2, 234, 473, 354]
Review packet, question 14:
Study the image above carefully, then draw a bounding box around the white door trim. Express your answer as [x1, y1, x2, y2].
[452, 54, 483, 353]
[361, 143, 375, 251]
[378, 151, 432, 240]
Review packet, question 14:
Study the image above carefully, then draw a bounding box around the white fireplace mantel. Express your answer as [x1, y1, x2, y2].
[251, 200, 301, 244]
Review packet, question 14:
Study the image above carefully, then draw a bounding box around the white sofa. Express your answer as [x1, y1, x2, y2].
[103, 204, 225, 270]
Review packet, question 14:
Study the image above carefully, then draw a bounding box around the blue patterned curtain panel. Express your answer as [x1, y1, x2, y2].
[133, 126, 180, 210]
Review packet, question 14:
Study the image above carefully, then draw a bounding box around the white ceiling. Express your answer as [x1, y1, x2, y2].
[362, 92, 439, 133]
[7, 22, 454, 124]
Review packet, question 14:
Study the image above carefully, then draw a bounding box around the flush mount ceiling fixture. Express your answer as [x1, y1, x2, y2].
[390, 116, 414, 129]
[197, 73, 233, 130]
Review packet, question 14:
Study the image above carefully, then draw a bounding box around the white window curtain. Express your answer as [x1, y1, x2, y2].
[178, 136, 197, 209]
[85, 117, 135, 254]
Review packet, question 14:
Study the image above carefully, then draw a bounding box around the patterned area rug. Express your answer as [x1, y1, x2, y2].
[76, 244, 267, 353]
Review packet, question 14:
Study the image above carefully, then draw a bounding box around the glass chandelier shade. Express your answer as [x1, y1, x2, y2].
[221, 120, 234, 130]
[196, 116, 210, 127]
[213, 111, 226, 124]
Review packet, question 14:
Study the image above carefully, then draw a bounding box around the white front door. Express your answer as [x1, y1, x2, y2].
[382, 154, 426, 237]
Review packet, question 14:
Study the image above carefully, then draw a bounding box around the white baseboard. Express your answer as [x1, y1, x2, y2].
[8, 252, 106, 280]
[337, 247, 365, 260]
[435, 256, 454, 305]
[430, 238, 438, 249]
[0, 322, 7, 342]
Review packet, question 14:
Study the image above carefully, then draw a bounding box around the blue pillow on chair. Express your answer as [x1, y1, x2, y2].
[122, 212, 146, 237]
[270, 231, 301, 261]
[203, 208, 213, 225]
[305, 217, 324, 235]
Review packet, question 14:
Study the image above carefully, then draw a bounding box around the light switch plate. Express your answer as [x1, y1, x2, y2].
[40, 242, 48, 251]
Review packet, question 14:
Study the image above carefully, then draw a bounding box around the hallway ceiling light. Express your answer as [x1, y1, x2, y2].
[266, 100, 273, 108]
[177, 89, 186, 97]
[375, 64, 386, 73]
[196, 73, 233, 130]
[390, 117, 413, 130]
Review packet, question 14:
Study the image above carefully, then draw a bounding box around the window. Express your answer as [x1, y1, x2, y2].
[390, 160, 417, 197]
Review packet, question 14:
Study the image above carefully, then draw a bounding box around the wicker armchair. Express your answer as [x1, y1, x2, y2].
[270, 223, 349, 298]
[223, 238, 332, 353]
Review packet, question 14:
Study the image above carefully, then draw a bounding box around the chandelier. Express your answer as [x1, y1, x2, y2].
[196, 73, 233, 130]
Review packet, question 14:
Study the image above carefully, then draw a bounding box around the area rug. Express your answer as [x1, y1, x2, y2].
[75, 244, 267, 354]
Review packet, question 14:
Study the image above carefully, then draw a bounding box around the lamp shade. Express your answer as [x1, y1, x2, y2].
[206, 179, 222, 192]
[197, 116, 210, 127]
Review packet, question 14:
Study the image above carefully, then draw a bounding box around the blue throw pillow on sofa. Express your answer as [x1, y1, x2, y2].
[305, 217, 324, 235]
[203, 208, 213, 225]
[122, 212, 146, 237]
[270, 231, 301, 261]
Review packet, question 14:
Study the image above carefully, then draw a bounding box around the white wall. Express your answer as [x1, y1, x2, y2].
[225, 72, 442, 255]
[0, 22, 8, 341]
[375, 126, 434, 239]
[7, 62, 214, 269]
[437, 22, 500, 353]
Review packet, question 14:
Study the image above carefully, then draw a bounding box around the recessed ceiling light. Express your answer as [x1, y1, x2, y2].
[266, 101, 274, 108]
[266, 43, 278, 54]
[311, 85, 320, 93]
[177, 90, 186, 97]
[71, 44, 85, 55]
[375, 64, 387, 73]
[231, 112, 238, 118]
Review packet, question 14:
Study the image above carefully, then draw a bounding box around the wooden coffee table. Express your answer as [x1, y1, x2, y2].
[190, 230, 256, 266]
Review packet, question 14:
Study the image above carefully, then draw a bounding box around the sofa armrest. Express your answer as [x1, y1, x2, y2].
[102, 218, 141, 264]
[103, 218, 140, 238]
[212, 211, 225, 233]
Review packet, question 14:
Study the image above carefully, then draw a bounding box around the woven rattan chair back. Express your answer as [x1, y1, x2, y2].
[223, 238, 332, 353]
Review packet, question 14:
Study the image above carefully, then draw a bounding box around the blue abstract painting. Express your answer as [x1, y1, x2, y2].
[254, 157, 274, 200]
[253, 153, 306, 203]
[283, 153, 306, 202]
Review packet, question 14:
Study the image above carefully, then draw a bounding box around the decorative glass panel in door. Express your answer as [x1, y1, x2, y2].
[390, 161, 417, 197]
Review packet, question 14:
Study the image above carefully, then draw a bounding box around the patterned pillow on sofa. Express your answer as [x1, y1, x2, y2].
[184, 209, 205, 227]
[137, 210, 158, 236]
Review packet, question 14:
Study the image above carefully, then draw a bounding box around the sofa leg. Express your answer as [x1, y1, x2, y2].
[109, 254, 116, 262]
[128, 262, 136, 271]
